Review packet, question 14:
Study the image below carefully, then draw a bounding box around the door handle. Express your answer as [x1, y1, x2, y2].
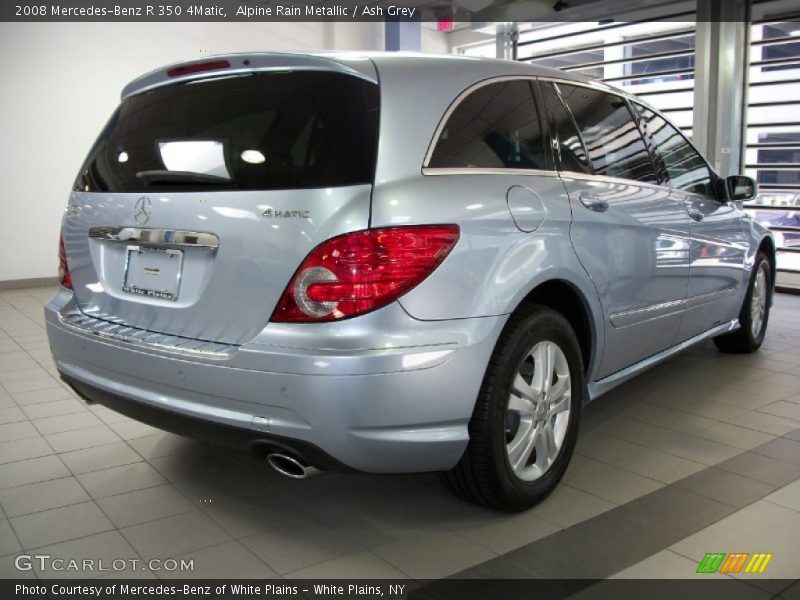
[686, 208, 704, 222]
[579, 193, 610, 212]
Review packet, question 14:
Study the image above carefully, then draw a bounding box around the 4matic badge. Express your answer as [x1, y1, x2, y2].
[261, 208, 311, 219]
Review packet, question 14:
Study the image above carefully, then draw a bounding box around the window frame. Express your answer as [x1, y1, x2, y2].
[544, 79, 660, 185]
[422, 75, 555, 175]
[630, 99, 723, 201]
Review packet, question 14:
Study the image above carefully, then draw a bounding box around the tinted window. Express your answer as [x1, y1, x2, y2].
[428, 80, 546, 170]
[635, 104, 714, 196]
[76, 71, 379, 192]
[541, 82, 591, 174]
[557, 84, 657, 183]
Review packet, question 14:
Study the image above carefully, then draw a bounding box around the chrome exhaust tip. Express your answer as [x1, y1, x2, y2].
[266, 453, 321, 479]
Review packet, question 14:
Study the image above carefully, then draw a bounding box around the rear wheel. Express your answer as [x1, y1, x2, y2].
[442, 305, 584, 512]
[714, 251, 772, 354]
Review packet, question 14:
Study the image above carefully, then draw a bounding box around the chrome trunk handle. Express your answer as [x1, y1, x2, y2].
[88, 227, 219, 249]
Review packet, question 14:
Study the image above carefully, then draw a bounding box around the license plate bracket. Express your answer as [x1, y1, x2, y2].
[122, 246, 183, 301]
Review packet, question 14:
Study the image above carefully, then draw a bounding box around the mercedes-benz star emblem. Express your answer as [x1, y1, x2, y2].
[134, 196, 152, 225]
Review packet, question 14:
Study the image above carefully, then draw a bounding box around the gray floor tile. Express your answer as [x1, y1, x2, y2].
[45, 425, 121, 453]
[575, 508, 686, 561]
[21, 398, 87, 420]
[285, 550, 409, 579]
[0, 518, 21, 556]
[30, 530, 139, 579]
[10, 501, 114, 549]
[77, 461, 167, 498]
[751, 437, 800, 465]
[0, 435, 53, 464]
[622, 486, 739, 535]
[0, 420, 40, 443]
[670, 500, 800, 579]
[127, 432, 198, 460]
[0, 476, 90, 517]
[504, 527, 631, 579]
[442, 508, 560, 555]
[369, 527, 494, 580]
[97, 484, 196, 528]
[726, 411, 800, 436]
[717, 451, 800, 487]
[563, 455, 664, 504]
[612, 447, 706, 484]
[60, 441, 142, 475]
[161, 541, 276, 579]
[609, 549, 705, 579]
[530, 483, 617, 528]
[2, 377, 62, 395]
[241, 519, 363, 576]
[0, 406, 27, 425]
[0, 552, 37, 578]
[697, 422, 775, 451]
[674, 466, 776, 508]
[0, 455, 70, 490]
[121, 510, 232, 559]
[148, 448, 251, 483]
[760, 400, 800, 422]
[11, 386, 73, 406]
[33, 412, 102, 435]
[762, 479, 800, 513]
[107, 419, 162, 440]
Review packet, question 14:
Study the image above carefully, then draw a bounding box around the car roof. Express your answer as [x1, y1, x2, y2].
[121, 51, 616, 99]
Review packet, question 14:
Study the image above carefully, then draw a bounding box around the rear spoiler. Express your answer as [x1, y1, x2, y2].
[121, 52, 378, 99]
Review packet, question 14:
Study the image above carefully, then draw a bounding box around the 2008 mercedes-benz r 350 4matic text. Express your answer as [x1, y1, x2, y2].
[46, 52, 775, 511]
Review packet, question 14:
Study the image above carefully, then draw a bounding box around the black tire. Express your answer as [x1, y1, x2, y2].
[441, 305, 585, 512]
[714, 251, 772, 354]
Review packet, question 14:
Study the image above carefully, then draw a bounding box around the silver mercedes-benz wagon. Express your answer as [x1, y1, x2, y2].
[46, 52, 775, 511]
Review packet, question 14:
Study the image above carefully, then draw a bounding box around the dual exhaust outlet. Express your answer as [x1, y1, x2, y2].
[266, 452, 321, 480]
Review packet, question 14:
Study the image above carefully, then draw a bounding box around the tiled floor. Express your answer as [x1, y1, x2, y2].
[0, 286, 799, 585]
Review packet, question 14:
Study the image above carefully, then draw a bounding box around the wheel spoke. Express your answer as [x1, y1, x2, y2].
[508, 392, 536, 416]
[512, 373, 538, 403]
[549, 375, 569, 404]
[508, 420, 536, 470]
[548, 393, 570, 418]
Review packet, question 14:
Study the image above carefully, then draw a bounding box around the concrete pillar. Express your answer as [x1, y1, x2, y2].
[495, 23, 518, 60]
[693, 0, 748, 176]
[385, 20, 421, 52]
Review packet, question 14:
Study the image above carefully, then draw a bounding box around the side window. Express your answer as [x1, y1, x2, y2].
[541, 82, 591, 174]
[634, 104, 715, 197]
[428, 80, 547, 170]
[556, 83, 657, 184]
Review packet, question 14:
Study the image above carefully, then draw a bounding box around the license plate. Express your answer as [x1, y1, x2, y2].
[122, 246, 183, 301]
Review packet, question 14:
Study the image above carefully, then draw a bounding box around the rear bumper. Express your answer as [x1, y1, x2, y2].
[46, 289, 506, 473]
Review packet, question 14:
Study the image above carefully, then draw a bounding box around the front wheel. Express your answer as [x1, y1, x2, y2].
[442, 305, 585, 512]
[714, 251, 772, 354]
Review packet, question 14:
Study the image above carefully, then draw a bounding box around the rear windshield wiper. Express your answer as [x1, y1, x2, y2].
[136, 170, 232, 185]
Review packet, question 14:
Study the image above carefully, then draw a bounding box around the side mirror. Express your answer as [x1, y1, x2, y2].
[726, 175, 757, 202]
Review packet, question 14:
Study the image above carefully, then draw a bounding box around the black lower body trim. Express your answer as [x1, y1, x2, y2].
[60, 373, 356, 473]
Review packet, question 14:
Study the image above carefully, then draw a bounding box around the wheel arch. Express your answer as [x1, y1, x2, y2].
[512, 278, 598, 376]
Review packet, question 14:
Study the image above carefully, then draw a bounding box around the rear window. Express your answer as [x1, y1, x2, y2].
[76, 71, 379, 192]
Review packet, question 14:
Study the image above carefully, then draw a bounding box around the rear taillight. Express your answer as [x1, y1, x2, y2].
[271, 225, 460, 323]
[58, 234, 72, 289]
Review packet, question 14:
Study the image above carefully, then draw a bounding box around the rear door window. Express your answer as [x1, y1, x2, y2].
[76, 71, 379, 192]
[634, 104, 715, 197]
[428, 80, 547, 170]
[541, 81, 591, 174]
[555, 83, 657, 184]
